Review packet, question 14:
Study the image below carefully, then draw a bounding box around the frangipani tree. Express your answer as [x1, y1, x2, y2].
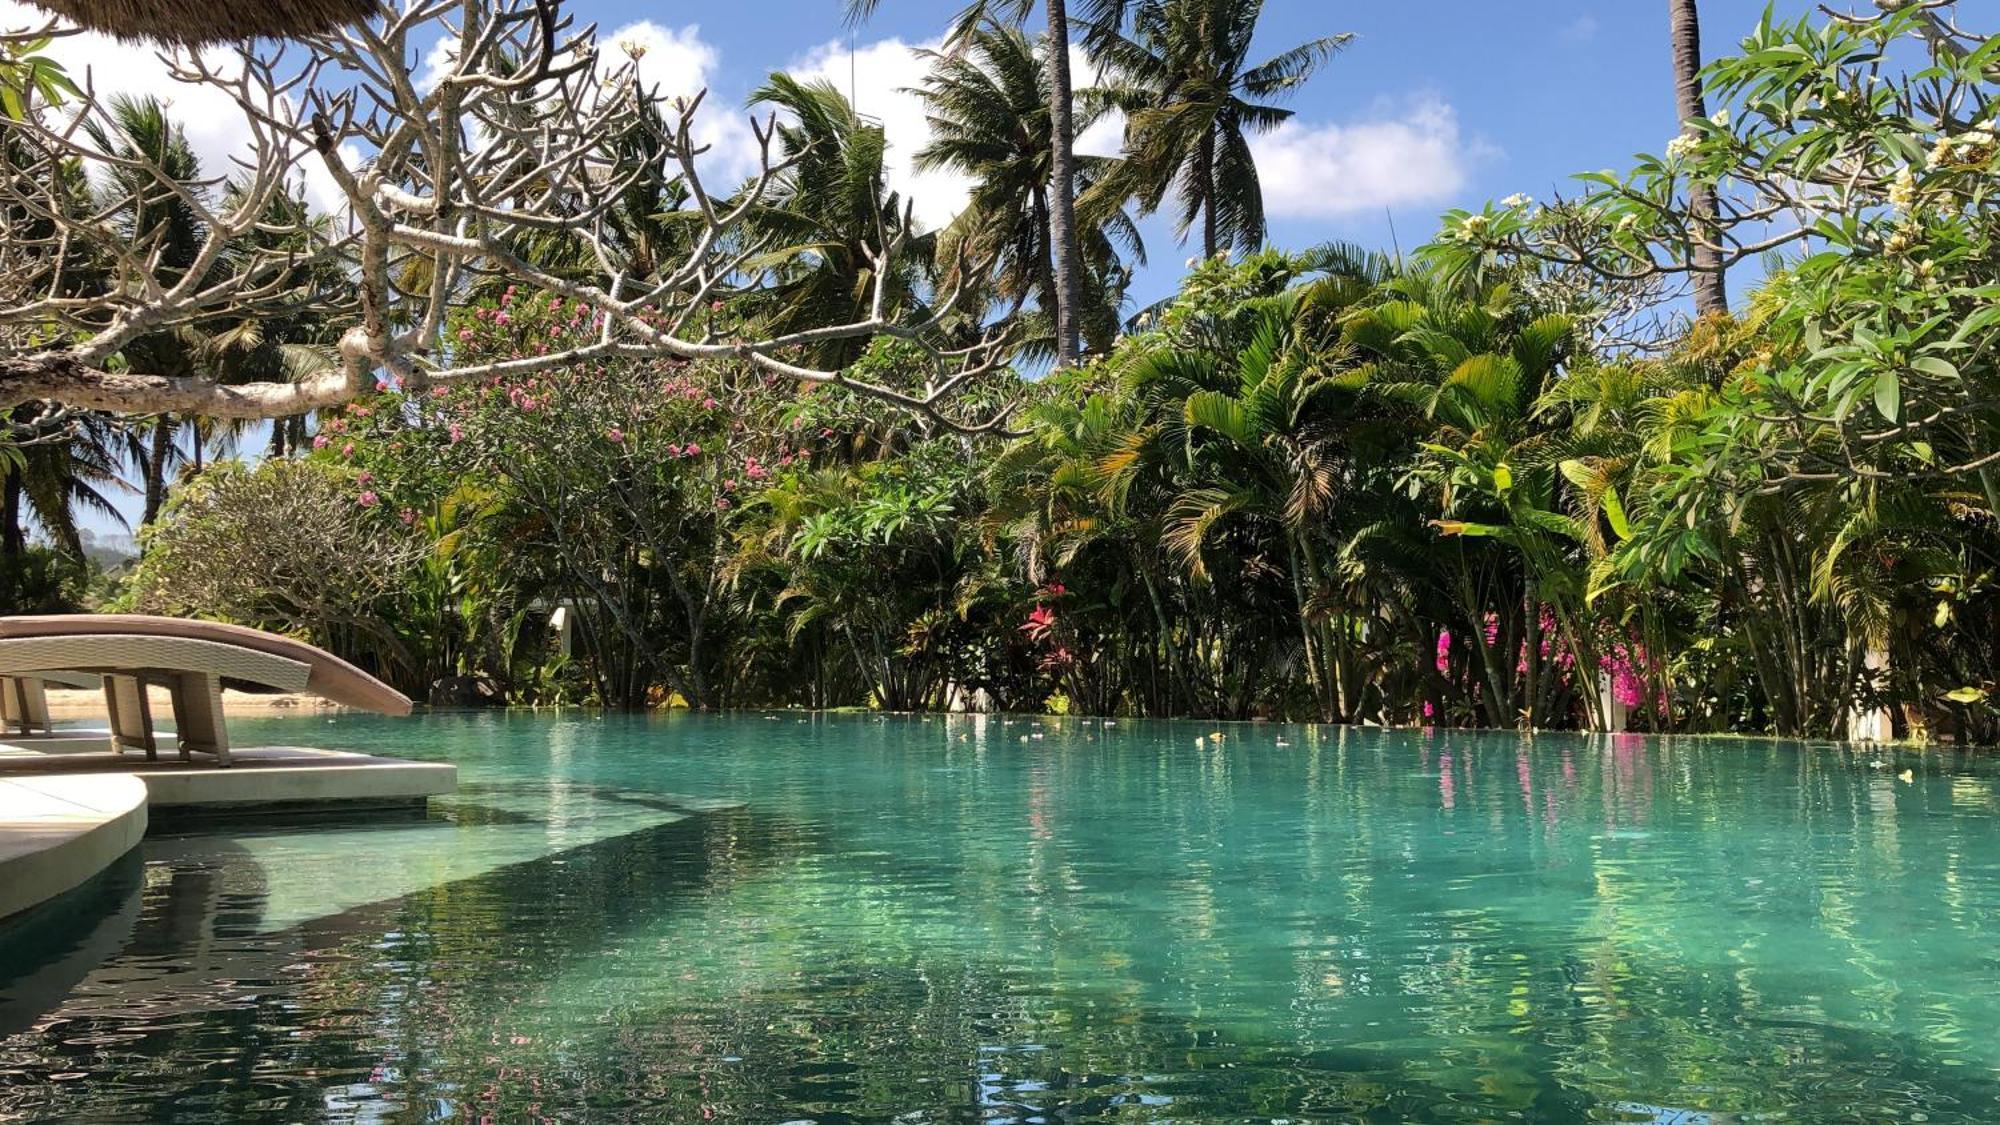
[0, 0, 1019, 432]
[1430, 4, 2000, 500]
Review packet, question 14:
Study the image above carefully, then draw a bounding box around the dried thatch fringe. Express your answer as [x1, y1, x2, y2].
[25, 0, 379, 45]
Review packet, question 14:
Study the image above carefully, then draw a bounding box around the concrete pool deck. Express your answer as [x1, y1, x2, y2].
[0, 773, 148, 921]
[0, 739, 456, 922]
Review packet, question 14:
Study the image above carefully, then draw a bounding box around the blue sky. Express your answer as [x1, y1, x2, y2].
[587, 0, 1841, 306]
[0, 0, 1876, 538]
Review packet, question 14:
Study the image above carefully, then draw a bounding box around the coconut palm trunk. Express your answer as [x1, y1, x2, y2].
[1044, 0, 1083, 367]
[1669, 0, 1727, 316]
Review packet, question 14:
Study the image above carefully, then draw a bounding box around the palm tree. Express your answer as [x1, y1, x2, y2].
[83, 96, 207, 525]
[1087, 0, 1349, 258]
[1, 411, 129, 562]
[844, 0, 1131, 369]
[1668, 0, 1727, 315]
[744, 73, 936, 368]
[914, 24, 1143, 354]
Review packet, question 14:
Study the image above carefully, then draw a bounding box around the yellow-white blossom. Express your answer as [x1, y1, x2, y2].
[1887, 165, 1918, 211]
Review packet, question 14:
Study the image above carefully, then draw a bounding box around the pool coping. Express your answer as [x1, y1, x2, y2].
[0, 773, 149, 922]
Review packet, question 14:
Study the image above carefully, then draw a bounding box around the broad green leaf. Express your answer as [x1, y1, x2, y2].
[1872, 372, 1900, 422]
[1602, 486, 1632, 541]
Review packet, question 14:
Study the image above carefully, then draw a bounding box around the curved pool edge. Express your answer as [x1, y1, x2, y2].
[0, 773, 148, 921]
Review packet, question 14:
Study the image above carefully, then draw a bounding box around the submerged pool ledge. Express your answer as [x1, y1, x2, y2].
[0, 744, 456, 920]
[0, 773, 148, 921]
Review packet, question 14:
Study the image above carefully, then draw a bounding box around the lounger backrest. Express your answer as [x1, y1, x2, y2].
[0, 635, 313, 692]
[0, 616, 413, 716]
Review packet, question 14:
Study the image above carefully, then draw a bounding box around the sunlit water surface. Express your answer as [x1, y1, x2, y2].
[3, 712, 2000, 1122]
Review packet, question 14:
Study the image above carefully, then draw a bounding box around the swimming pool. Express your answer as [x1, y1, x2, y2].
[3, 711, 1996, 1121]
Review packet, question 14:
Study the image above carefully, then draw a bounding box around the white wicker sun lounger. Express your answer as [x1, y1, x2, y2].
[0, 615, 412, 767]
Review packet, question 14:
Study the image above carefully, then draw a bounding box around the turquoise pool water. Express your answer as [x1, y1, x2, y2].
[3, 713, 1999, 1122]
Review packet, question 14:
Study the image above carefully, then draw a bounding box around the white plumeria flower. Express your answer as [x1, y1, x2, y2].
[1502, 193, 1533, 209]
[1887, 165, 1918, 211]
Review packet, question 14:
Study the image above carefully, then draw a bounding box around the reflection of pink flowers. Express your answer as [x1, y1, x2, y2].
[357, 491, 379, 508]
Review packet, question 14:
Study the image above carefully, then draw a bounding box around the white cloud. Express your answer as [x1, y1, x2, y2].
[1251, 94, 1481, 219]
[1, 2, 354, 212]
[1559, 14, 1600, 45]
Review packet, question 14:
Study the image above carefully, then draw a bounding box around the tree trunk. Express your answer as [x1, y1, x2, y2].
[143, 418, 173, 526]
[1668, 0, 1728, 316]
[1198, 129, 1218, 259]
[1044, 0, 1083, 368]
[1, 471, 23, 559]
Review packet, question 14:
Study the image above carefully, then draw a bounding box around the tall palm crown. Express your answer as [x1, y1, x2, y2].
[744, 73, 935, 368]
[914, 24, 1142, 354]
[1086, 0, 1349, 257]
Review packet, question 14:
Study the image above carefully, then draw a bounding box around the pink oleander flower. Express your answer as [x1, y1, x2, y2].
[399, 507, 417, 526]
[684, 442, 701, 456]
[448, 423, 465, 444]
[340, 442, 355, 458]
[702, 397, 717, 409]
[312, 434, 330, 450]
[356, 471, 373, 484]
[458, 328, 474, 341]
[357, 490, 379, 508]
[605, 427, 625, 443]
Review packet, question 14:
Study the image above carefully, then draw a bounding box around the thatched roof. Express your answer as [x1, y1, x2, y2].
[28, 0, 378, 45]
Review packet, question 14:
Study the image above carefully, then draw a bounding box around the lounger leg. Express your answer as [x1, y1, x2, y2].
[17, 676, 50, 735]
[1, 676, 22, 735]
[103, 674, 158, 761]
[168, 671, 230, 767]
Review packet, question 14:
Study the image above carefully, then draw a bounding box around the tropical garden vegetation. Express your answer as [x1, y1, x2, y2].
[3, 0, 1997, 742]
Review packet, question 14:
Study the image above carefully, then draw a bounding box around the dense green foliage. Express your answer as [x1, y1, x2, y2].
[22, 3, 2000, 740]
